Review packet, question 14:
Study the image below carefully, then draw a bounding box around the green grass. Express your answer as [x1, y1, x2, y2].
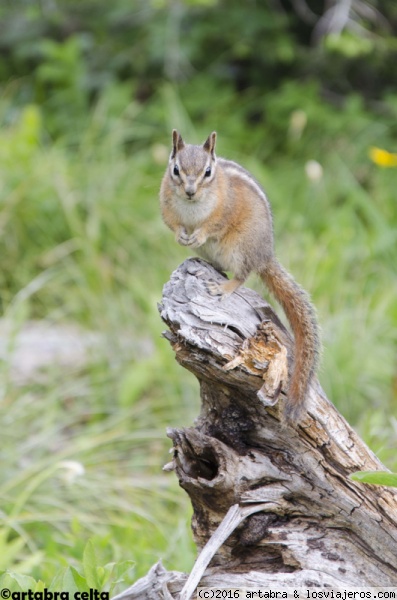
[0, 83, 396, 590]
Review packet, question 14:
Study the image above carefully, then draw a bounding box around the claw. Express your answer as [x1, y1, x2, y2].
[186, 234, 201, 248]
[206, 277, 244, 299]
[176, 228, 206, 248]
[176, 228, 190, 246]
[206, 280, 223, 297]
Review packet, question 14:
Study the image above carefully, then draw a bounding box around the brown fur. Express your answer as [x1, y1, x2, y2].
[160, 130, 321, 422]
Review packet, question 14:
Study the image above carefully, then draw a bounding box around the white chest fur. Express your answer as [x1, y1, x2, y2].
[173, 190, 218, 231]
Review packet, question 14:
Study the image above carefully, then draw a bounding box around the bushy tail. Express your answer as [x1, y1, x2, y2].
[260, 257, 320, 422]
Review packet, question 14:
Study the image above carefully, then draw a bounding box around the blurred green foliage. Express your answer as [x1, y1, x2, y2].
[0, 0, 396, 590]
[2, 0, 397, 136]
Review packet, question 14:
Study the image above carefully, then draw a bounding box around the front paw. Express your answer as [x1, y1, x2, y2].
[187, 229, 207, 248]
[176, 228, 206, 248]
[176, 228, 191, 246]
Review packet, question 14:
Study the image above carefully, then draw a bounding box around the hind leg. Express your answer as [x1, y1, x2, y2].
[206, 277, 245, 299]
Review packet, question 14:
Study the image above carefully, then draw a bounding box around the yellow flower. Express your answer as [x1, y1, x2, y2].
[369, 146, 397, 167]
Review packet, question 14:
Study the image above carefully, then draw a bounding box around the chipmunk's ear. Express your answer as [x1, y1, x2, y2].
[203, 131, 217, 157]
[171, 129, 185, 157]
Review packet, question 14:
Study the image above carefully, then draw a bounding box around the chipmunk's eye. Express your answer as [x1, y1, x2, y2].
[173, 165, 180, 176]
[204, 167, 211, 177]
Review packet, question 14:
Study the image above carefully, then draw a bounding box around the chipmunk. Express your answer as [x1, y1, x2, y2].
[160, 130, 320, 421]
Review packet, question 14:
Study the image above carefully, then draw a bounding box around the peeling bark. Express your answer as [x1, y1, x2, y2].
[115, 258, 397, 599]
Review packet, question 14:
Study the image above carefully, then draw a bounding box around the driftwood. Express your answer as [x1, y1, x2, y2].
[114, 258, 397, 599]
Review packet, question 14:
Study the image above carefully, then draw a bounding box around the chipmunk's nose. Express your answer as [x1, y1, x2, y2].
[185, 183, 196, 198]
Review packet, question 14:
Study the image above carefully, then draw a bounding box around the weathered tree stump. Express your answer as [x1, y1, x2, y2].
[114, 258, 397, 599]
